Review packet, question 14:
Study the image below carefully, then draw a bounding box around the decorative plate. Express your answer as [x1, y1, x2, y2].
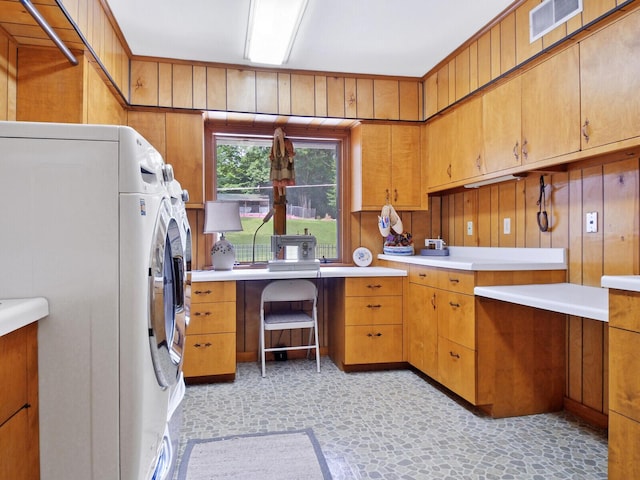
[352, 247, 373, 267]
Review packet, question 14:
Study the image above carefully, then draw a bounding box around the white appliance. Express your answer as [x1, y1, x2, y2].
[0, 121, 187, 480]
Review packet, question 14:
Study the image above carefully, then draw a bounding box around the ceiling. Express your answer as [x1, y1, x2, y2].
[104, 0, 517, 78]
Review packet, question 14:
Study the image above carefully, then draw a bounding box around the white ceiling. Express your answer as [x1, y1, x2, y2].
[104, 0, 516, 78]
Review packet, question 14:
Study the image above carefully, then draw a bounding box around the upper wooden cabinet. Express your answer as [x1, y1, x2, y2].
[427, 111, 457, 188]
[482, 76, 522, 174]
[521, 45, 581, 165]
[580, 9, 640, 150]
[351, 123, 423, 211]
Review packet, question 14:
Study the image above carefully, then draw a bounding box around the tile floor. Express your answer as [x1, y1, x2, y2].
[174, 357, 608, 479]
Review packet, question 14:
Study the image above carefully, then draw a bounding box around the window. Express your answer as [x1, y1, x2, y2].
[214, 132, 341, 263]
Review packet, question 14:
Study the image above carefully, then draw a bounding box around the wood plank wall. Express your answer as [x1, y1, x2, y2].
[436, 153, 640, 419]
[0, 28, 16, 120]
[424, 0, 632, 118]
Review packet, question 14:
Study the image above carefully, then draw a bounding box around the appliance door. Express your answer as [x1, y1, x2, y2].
[149, 200, 187, 388]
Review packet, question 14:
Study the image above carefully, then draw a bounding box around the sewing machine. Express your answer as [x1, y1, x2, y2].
[267, 234, 320, 271]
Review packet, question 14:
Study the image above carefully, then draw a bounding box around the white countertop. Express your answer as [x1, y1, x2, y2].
[0, 297, 49, 337]
[191, 265, 407, 282]
[379, 246, 567, 271]
[601, 275, 640, 292]
[474, 283, 609, 322]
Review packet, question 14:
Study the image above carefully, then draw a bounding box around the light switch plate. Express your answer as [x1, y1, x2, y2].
[503, 217, 511, 235]
[586, 212, 598, 233]
[467, 221, 473, 236]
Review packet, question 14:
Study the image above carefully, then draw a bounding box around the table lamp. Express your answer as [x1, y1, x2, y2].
[204, 201, 243, 270]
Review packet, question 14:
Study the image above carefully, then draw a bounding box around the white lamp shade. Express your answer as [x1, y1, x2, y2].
[203, 201, 243, 234]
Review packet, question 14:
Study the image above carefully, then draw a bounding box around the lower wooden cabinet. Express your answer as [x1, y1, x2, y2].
[329, 276, 403, 369]
[184, 281, 237, 379]
[437, 337, 476, 404]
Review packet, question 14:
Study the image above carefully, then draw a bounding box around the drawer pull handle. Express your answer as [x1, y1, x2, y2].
[367, 284, 382, 289]
[194, 289, 212, 295]
[449, 351, 460, 359]
[193, 311, 211, 316]
[367, 332, 383, 337]
[449, 278, 459, 284]
[430, 294, 436, 309]
[194, 342, 212, 348]
[449, 301, 460, 308]
[418, 273, 427, 278]
[367, 304, 382, 309]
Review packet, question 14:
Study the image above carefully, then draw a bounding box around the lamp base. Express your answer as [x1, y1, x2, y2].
[211, 236, 236, 270]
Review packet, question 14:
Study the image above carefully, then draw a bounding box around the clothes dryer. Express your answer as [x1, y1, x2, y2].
[0, 121, 187, 480]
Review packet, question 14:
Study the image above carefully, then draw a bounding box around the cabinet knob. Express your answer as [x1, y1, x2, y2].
[194, 342, 212, 348]
[194, 289, 212, 295]
[367, 332, 383, 337]
[449, 278, 459, 284]
[366, 304, 382, 309]
[430, 294, 436, 309]
[476, 155, 482, 171]
[449, 301, 460, 308]
[513, 141, 520, 161]
[418, 273, 426, 278]
[193, 311, 211, 316]
[582, 119, 590, 143]
[394, 189, 398, 202]
[446, 164, 452, 178]
[367, 284, 382, 289]
[449, 351, 460, 359]
[522, 139, 529, 161]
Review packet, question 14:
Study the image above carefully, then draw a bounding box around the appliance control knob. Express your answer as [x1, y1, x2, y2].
[162, 164, 174, 183]
[181, 189, 190, 202]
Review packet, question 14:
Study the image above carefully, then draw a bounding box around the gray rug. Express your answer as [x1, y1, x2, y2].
[177, 428, 332, 480]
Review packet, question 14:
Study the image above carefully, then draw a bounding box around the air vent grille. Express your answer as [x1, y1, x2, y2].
[530, 0, 582, 43]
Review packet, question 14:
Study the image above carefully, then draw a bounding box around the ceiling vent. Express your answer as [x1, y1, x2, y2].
[530, 0, 583, 42]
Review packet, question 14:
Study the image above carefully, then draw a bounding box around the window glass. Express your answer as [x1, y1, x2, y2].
[215, 134, 340, 262]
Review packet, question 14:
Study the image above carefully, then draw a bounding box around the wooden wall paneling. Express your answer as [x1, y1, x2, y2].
[17, 46, 84, 123]
[192, 66, 207, 109]
[0, 32, 10, 120]
[399, 80, 419, 121]
[477, 31, 492, 88]
[344, 77, 357, 118]
[490, 24, 501, 80]
[463, 189, 478, 246]
[447, 59, 456, 106]
[500, 12, 517, 74]
[515, 176, 526, 247]
[583, 0, 617, 24]
[360, 211, 384, 257]
[373, 79, 399, 120]
[326, 76, 345, 118]
[498, 182, 516, 247]
[356, 78, 373, 119]
[524, 175, 542, 247]
[582, 165, 604, 286]
[549, 172, 570, 250]
[172, 64, 193, 109]
[227, 68, 256, 113]
[490, 185, 500, 246]
[314, 75, 328, 117]
[130, 60, 158, 106]
[255, 71, 277, 114]
[565, 7, 584, 36]
[477, 187, 492, 246]
[158, 62, 173, 107]
[206, 67, 227, 111]
[603, 323, 609, 413]
[568, 168, 583, 284]
[277, 73, 291, 115]
[515, 0, 542, 65]
[603, 157, 640, 275]
[431, 195, 442, 239]
[166, 113, 204, 205]
[453, 192, 465, 245]
[441, 194, 451, 244]
[127, 110, 167, 159]
[410, 210, 431, 248]
[86, 61, 126, 125]
[468, 41, 479, 92]
[350, 212, 362, 257]
[582, 318, 605, 412]
[567, 315, 584, 401]
[424, 74, 437, 118]
[291, 73, 315, 117]
[542, 20, 567, 49]
[436, 64, 449, 112]
[455, 48, 470, 101]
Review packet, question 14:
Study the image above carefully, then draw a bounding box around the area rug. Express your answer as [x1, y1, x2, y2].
[177, 428, 332, 480]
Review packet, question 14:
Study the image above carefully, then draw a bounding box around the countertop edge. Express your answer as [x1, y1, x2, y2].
[601, 275, 640, 292]
[0, 297, 49, 337]
[191, 266, 407, 282]
[377, 254, 567, 271]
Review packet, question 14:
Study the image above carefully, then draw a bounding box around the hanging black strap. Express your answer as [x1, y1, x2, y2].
[537, 175, 549, 232]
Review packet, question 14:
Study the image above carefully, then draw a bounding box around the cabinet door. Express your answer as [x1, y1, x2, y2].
[345, 324, 403, 364]
[438, 337, 476, 404]
[521, 45, 581, 165]
[407, 283, 438, 378]
[483, 76, 522, 173]
[0, 409, 35, 480]
[189, 302, 236, 334]
[357, 124, 391, 210]
[580, 10, 640, 150]
[391, 125, 422, 209]
[438, 291, 475, 350]
[454, 96, 484, 181]
[183, 332, 236, 377]
[609, 411, 640, 480]
[345, 296, 402, 326]
[609, 327, 640, 421]
[427, 111, 457, 187]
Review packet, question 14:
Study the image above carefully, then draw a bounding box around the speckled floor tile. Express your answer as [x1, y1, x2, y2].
[173, 358, 608, 479]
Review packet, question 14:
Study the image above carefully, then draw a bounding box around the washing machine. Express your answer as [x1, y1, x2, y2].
[0, 121, 187, 480]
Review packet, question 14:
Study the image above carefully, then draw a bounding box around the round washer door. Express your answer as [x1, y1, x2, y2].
[149, 199, 186, 388]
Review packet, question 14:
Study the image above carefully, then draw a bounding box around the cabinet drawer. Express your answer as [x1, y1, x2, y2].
[609, 411, 640, 480]
[189, 302, 236, 334]
[437, 269, 475, 295]
[345, 277, 402, 297]
[438, 337, 476, 404]
[610, 327, 640, 421]
[345, 296, 402, 325]
[409, 265, 438, 287]
[438, 291, 475, 349]
[183, 332, 236, 377]
[609, 290, 640, 332]
[345, 324, 403, 364]
[0, 328, 29, 423]
[190, 281, 236, 303]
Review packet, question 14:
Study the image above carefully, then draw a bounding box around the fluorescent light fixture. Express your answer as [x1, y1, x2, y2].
[245, 0, 308, 65]
[464, 173, 528, 188]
